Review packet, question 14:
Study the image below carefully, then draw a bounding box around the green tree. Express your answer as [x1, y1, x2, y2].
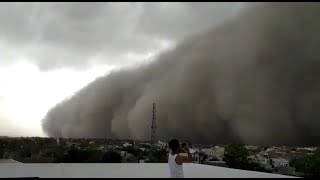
[147, 148, 167, 163]
[62, 147, 102, 163]
[122, 146, 140, 157]
[19, 146, 32, 158]
[224, 143, 267, 172]
[52, 148, 66, 163]
[0, 148, 3, 158]
[224, 143, 249, 169]
[101, 151, 122, 163]
[290, 149, 320, 177]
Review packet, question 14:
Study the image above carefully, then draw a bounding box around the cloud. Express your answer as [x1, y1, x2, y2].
[0, 2, 240, 70]
[135, 2, 243, 39]
[42, 2, 320, 146]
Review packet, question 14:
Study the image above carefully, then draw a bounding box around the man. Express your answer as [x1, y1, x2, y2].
[168, 139, 192, 178]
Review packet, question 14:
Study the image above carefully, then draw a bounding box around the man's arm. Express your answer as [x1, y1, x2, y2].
[175, 144, 192, 165]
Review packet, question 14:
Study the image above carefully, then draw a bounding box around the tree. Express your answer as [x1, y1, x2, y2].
[147, 148, 167, 163]
[290, 149, 320, 177]
[19, 146, 32, 158]
[62, 147, 102, 163]
[224, 143, 249, 169]
[224, 143, 268, 172]
[0, 148, 3, 158]
[101, 151, 122, 163]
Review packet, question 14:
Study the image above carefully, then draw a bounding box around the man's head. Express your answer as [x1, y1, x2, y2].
[168, 139, 180, 153]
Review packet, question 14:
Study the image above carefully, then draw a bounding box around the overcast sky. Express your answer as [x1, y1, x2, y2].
[0, 2, 243, 137]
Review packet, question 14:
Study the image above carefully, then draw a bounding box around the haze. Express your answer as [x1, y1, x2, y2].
[43, 2, 320, 146]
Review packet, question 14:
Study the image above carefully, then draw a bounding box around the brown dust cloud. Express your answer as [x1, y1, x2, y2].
[42, 3, 320, 146]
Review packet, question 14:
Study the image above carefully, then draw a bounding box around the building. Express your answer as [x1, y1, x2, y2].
[213, 146, 225, 161]
[123, 142, 133, 147]
[120, 151, 128, 158]
[180, 149, 206, 164]
[157, 140, 166, 149]
[247, 155, 257, 162]
[271, 158, 289, 168]
[201, 148, 215, 157]
[0, 163, 295, 178]
[192, 151, 205, 164]
[245, 146, 259, 151]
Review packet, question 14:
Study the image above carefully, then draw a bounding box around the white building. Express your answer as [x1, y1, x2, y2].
[247, 155, 257, 162]
[123, 142, 133, 147]
[120, 151, 128, 158]
[245, 146, 259, 151]
[213, 147, 225, 161]
[157, 140, 167, 149]
[271, 158, 289, 168]
[202, 148, 215, 157]
[0, 163, 295, 178]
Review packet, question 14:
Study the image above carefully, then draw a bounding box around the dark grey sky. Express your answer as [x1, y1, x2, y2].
[0, 2, 242, 70]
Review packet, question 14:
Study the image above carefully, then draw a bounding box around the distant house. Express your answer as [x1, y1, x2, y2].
[120, 151, 128, 158]
[245, 146, 259, 151]
[157, 140, 166, 149]
[181, 149, 205, 164]
[193, 152, 204, 164]
[202, 148, 215, 157]
[247, 155, 256, 162]
[213, 147, 225, 161]
[271, 158, 289, 168]
[123, 142, 132, 147]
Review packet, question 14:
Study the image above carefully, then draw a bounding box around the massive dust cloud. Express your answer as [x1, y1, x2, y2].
[42, 3, 320, 146]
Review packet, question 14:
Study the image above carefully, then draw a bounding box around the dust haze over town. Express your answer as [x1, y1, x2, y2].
[0, 2, 320, 147]
[40, 2, 320, 146]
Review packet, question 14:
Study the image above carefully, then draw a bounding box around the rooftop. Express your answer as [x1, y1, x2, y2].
[0, 163, 296, 178]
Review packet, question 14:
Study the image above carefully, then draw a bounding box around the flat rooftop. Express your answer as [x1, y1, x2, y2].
[0, 163, 295, 178]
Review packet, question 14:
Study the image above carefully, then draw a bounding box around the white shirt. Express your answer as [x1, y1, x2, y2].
[168, 153, 184, 178]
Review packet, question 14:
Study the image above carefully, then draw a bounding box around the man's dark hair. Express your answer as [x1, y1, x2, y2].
[168, 139, 179, 152]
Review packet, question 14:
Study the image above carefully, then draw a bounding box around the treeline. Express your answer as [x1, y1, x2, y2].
[290, 149, 320, 177]
[224, 143, 271, 173]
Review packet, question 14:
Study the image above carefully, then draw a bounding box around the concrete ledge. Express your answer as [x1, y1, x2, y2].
[0, 163, 296, 178]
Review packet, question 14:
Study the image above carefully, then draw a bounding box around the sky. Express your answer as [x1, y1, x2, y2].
[0, 2, 243, 137]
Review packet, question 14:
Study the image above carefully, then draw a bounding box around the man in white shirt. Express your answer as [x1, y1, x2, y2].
[168, 139, 192, 178]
